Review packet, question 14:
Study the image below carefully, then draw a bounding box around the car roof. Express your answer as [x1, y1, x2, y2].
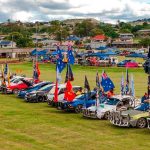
[57, 84, 81, 88]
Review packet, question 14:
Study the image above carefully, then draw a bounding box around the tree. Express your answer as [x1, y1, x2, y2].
[139, 38, 150, 47]
[90, 28, 104, 36]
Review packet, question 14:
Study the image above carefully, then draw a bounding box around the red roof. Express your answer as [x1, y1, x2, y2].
[92, 35, 106, 40]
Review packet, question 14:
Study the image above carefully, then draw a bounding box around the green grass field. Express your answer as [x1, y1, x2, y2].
[0, 63, 150, 150]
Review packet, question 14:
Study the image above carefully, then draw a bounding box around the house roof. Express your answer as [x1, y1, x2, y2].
[0, 41, 12, 45]
[92, 35, 106, 40]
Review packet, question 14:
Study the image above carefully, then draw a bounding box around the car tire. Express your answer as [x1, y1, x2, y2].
[104, 111, 110, 120]
[75, 105, 83, 113]
[38, 96, 44, 102]
[13, 88, 19, 95]
[136, 118, 147, 128]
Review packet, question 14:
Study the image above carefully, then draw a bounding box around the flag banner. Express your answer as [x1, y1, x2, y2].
[67, 46, 75, 65]
[56, 46, 66, 73]
[84, 75, 91, 93]
[33, 61, 38, 80]
[121, 73, 124, 95]
[4, 63, 8, 76]
[8, 69, 11, 87]
[96, 71, 100, 88]
[130, 74, 135, 96]
[65, 64, 74, 83]
[125, 68, 129, 94]
[56, 67, 61, 84]
[64, 80, 76, 102]
[54, 80, 58, 103]
[101, 71, 115, 92]
[36, 62, 40, 76]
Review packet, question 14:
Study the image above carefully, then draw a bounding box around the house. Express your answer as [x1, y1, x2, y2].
[138, 29, 150, 37]
[0, 40, 16, 48]
[119, 33, 134, 41]
[90, 34, 107, 48]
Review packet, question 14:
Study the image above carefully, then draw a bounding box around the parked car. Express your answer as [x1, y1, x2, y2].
[117, 60, 138, 67]
[3, 78, 33, 94]
[25, 84, 55, 103]
[82, 95, 135, 119]
[47, 84, 82, 106]
[18, 81, 52, 98]
[147, 116, 150, 129]
[110, 103, 149, 128]
[57, 91, 96, 113]
[0, 76, 25, 92]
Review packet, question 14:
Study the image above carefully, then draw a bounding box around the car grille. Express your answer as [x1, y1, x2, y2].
[110, 111, 130, 127]
[82, 109, 97, 118]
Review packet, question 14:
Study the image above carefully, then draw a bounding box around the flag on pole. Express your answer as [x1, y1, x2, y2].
[121, 73, 124, 95]
[130, 74, 135, 96]
[54, 80, 58, 103]
[101, 70, 115, 92]
[125, 68, 129, 94]
[33, 61, 40, 83]
[7, 69, 11, 86]
[54, 67, 60, 103]
[56, 46, 66, 73]
[67, 45, 75, 65]
[96, 71, 100, 88]
[4, 63, 8, 76]
[64, 80, 76, 102]
[65, 64, 74, 82]
[84, 75, 91, 93]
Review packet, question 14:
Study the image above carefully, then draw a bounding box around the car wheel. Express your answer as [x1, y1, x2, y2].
[75, 105, 83, 113]
[47, 100, 52, 106]
[13, 88, 19, 95]
[38, 96, 44, 102]
[136, 118, 147, 128]
[104, 111, 110, 120]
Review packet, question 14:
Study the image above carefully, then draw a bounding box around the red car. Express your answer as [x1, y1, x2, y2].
[6, 78, 33, 94]
[125, 61, 139, 68]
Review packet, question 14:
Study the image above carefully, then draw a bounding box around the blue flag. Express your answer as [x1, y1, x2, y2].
[101, 71, 115, 92]
[67, 46, 74, 65]
[56, 46, 66, 73]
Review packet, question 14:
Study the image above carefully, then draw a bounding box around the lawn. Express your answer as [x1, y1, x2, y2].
[0, 63, 150, 150]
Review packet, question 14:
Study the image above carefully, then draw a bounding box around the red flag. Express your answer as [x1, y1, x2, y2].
[36, 62, 40, 76]
[54, 80, 58, 102]
[64, 80, 76, 102]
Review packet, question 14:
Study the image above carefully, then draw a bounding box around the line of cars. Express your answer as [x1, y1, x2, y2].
[1, 75, 150, 130]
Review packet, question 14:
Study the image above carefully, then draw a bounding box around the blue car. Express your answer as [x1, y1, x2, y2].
[18, 81, 52, 98]
[58, 91, 96, 113]
[117, 60, 132, 67]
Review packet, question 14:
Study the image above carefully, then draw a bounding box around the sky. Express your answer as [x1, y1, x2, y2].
[0, 0, 150, 24]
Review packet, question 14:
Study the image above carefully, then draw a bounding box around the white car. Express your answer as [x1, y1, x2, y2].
[83, 95, 135, 119]
[47, 84, 82, 106]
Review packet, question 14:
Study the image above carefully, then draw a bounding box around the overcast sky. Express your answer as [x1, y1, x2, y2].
[0, 0, 150, 24]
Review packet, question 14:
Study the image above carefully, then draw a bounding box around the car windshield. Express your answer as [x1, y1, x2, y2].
[49, 86, 60, 94]
[75, 94, 85, 99]
[39, 84, 51, 91]
[105, 98, 120, 105]
[13, 78, 22, 83]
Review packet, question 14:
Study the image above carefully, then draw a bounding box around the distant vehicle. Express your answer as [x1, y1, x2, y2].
[117, 60, 138, 67]
[83, 95, 135, 119]
[0, 76, 25, 91]
[47, 84, 82, 106]
[18, 81, 52, 98]
[57, 91, 96, 113]
[25, 84, 55, 103]
[110, 103, 149, 128]
[3, 78, 33, 94]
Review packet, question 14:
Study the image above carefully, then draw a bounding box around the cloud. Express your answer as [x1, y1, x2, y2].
[0, 0, 149, 23]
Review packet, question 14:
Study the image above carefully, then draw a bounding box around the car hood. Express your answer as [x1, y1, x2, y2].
[121, 109, 149, 118]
